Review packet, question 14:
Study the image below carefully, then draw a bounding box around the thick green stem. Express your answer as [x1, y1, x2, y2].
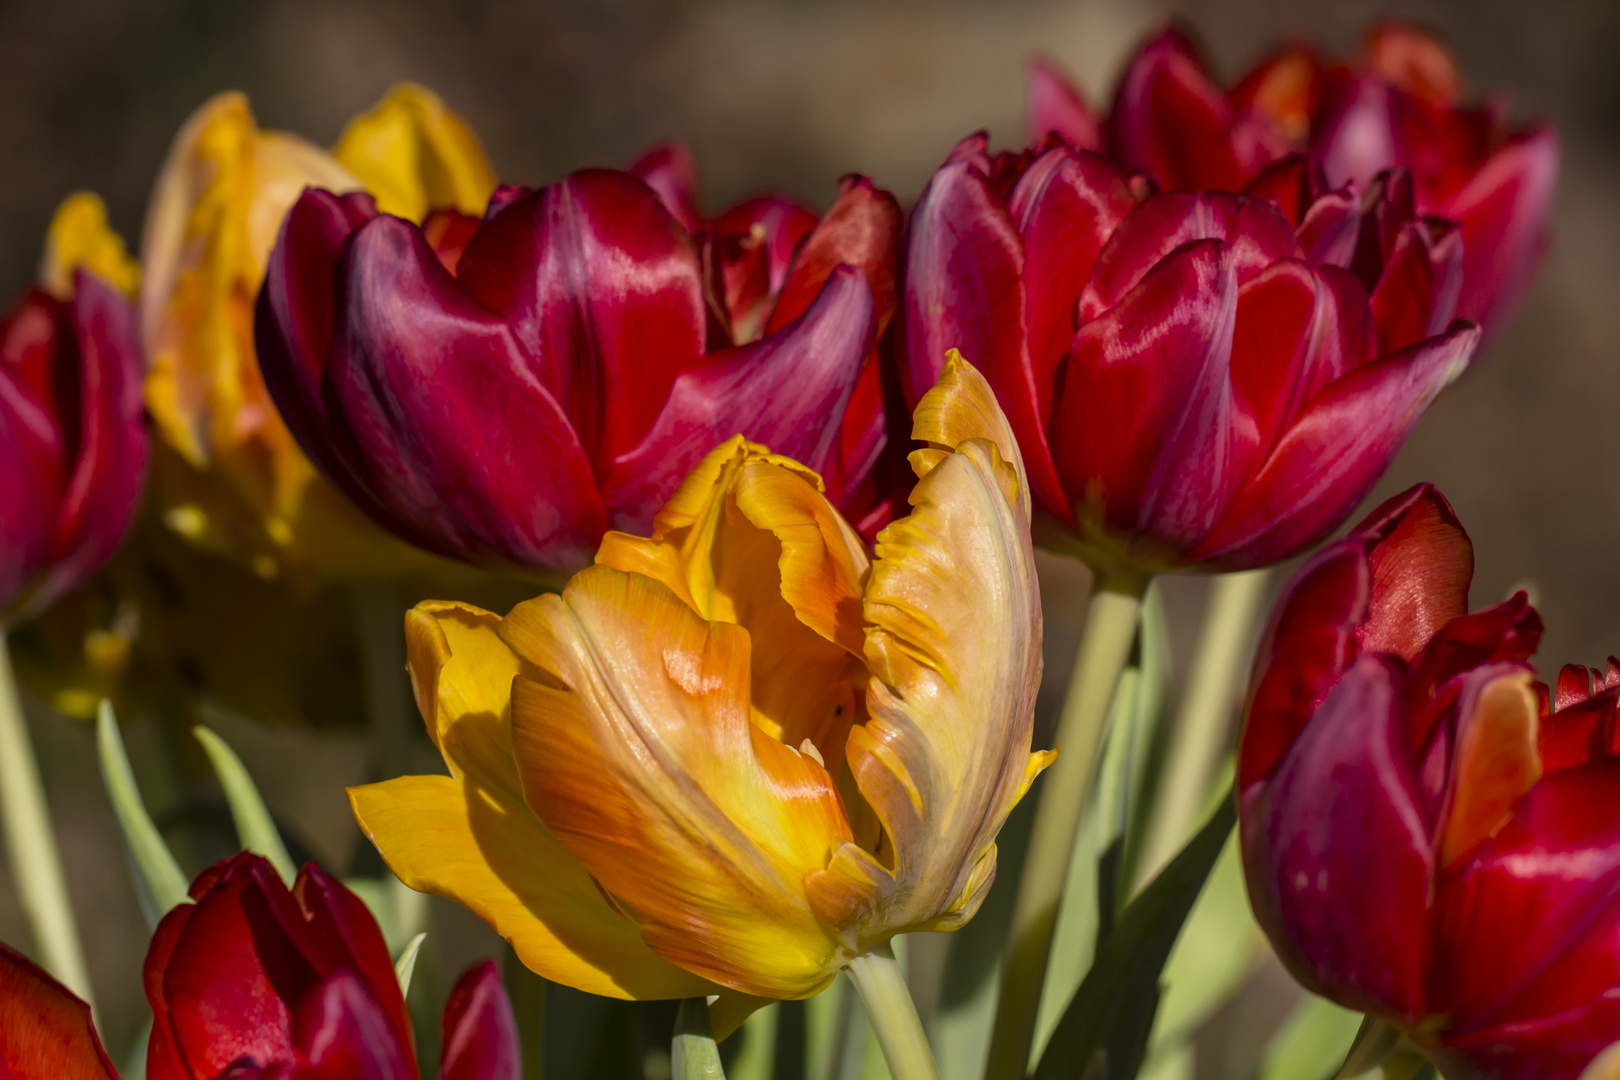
[673, 997, 727, 1080]
[985, 581, 1144, 1080]
[1131, 568, 1270, 893]
[353, 582, 429, 947]
[846, 944, 939, 1080]
[0, 633, 93, 1005]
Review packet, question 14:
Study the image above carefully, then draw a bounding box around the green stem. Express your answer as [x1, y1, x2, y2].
[985, 581, 1144, 1080]
[1131, 568, 1270, 893]
[846, 943, 939, 1080]
[1334, 1019, 1404, 1080]
[673, 997, 727, 1080]
[353, 582, 430, 949]
[0, 633, 94, 1006]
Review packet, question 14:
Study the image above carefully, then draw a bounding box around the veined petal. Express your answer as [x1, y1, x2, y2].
[331, 82, 497, 222]
[501, 567, 857, 998]
[351, 601, 708, 1000]
[0, 942, 117, 1080]
[814, 361, 1046, 942]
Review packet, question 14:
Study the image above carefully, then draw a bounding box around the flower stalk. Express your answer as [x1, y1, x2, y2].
[845, 944, 939, 1080]
[1132, 568, 1271, 892]
[673, 997, 727, 1080]
[985, 579, 1144, 1080]
[0, 632, 93, 1006]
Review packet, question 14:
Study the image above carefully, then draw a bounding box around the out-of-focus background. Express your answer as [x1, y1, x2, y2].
[0, 0, 1611, 1075]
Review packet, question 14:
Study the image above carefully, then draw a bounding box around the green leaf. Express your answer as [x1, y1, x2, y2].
[96, 701, 189, 922]
[394, 932, 427, 996]
[1258, 996, 1366, 1080]
[193, 725, 296, 883]
[1032, 793, 1236, 1080]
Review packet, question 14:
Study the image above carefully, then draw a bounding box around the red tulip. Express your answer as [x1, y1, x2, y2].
[628, 142, 909, 538]
[0, 270, 146, 624]
[0, 940, 117, 1080]
[902, 133, 1477, 579]
[145, 852, 518, 1080]
[1239, 483, 1620, 1080]
[1036, 21, 1557, 339]
[257, 168, 885, 576]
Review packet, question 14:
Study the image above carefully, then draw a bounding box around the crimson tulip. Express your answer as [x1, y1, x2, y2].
[1032, 21, 1557, 337]
[628, 142, 907, 537]
[146, 852, 518, 1080]
[0, 268, 145, 625]
[1240, 482, 1620, 1080]
[257, 167, 883, 577]
[0, 940, 117, 1080]
[902, 133, 1477, 581]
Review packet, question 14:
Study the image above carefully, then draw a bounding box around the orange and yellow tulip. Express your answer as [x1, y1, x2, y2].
[350, 356, 1048, 1001]
[139, 83, 495, 582]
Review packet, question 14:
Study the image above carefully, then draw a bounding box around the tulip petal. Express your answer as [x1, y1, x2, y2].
[0, 942, 117, 1080]
[1432, 996, 1620, 1080]
[292, 970, 411, 1080]
[603, 265, 873, 535]
[1026, 57, 1102, 150]
[502, 567, 856, 998]
[1078, 191, 1300, 321]
[1443, 127, 1559, 335]
[1434, 760, 1620, 1035]
[351, 601, 710, 1000]
[456, 170, 707, 473]
[1229, 258, 1320, 466]
[1436, 665, 1543, 870]
[1188, 323, 1477, 570]
[331, 82, 497, 222]
[628, 142, 702, 233]
[1053, 239, 1242, 559]
[709, 195, 820, 344]
[0, 293, 66, 616]
[1109, 27, 1248, 192]
[442, 960, 521, 1080]
[903, 140, 1072, 525]
[812, 379, 1047, 941]
[294, 864, 414, 1065]
[325, 213, 609, 573]
[1242, 653, 1431, 1022]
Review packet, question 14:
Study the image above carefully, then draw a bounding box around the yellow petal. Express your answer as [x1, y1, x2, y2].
[500, 567, 860, 998]
[909, 349, 1028, 511]
[39, 192, 139, 300]
[807, 360, 1046, 943]
[355, 600, 709, 999]
[1438, 667, 1542, 870]
[598, 436, 868, 768]
[332, 82, 496, 221]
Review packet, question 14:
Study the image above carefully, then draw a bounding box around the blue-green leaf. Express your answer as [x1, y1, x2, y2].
[97, 702, 188, 921]
[193, 725, 295, 883]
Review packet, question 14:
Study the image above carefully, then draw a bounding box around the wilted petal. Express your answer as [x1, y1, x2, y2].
[456, 170, 708, 473]
[1242, 653, 1432, 1022]
[350, 601, 709, 1000]
[0, 942, 117, 1080]
[441, 960, 521, 1080]
[603, 265, 873, 535]
[1188, 323, 1477, 569]
[331, 82, 497, 221]
[502, 567, 857, 998]
[811, 359, 1049, 940]
[1026, 57, 1102, 150]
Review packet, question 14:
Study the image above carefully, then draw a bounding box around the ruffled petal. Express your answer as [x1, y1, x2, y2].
[501, 567, 856, 998]
[811, 360, 1047, 941]
[351, 602, 708, 1000]
[0, 942, 117, 1080]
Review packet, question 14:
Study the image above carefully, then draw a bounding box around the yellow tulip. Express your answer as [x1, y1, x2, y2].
[138, 85, 496, 582]
[350, 356, 1050, 1001]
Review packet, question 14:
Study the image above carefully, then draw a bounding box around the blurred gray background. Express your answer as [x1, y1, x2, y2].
[0, 0, 1613, 1074]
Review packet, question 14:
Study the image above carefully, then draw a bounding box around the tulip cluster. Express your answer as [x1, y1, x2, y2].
[0, 12, 1600, 1080]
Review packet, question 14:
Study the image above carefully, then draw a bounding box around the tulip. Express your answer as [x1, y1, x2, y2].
[627, 142, 908, 538]
[139, 84, 495, 582]
[257, 162, 884, 579]
[1, 193, 145, 626]
[903, 133, 1478, 582]
[146, 852, 519, 1080]
[349, 358, 1045, 1016]
[0, 940, 116, 1080]
[1239, 483, 1620, 1080]
[1036, 21, 1557, 338]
